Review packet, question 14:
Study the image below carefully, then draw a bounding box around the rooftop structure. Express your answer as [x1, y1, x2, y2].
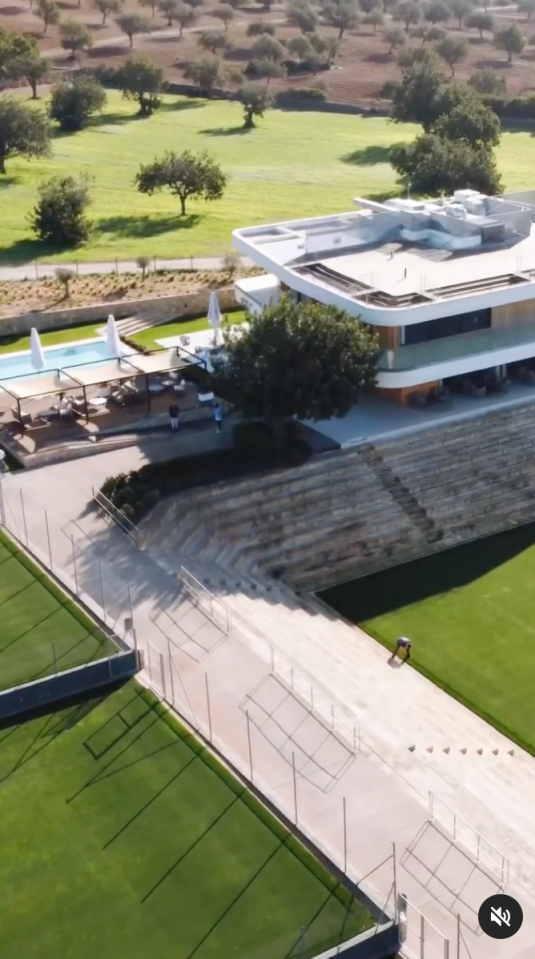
[233, 189, 535, 403]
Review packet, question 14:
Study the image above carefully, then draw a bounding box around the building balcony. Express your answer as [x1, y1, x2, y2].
[234, 274, 280, 315]
[377, 324, 535, 388]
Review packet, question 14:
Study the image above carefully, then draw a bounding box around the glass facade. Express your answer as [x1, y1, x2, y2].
[404, 308, 491, 346]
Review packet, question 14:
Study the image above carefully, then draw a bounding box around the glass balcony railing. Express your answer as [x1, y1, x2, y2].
[377, 324, 535, 372]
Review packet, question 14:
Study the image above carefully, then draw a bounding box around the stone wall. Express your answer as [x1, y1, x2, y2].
[0, 287, 237, 337]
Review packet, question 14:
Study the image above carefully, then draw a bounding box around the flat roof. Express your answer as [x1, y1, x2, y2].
[233, 190, 535, 313]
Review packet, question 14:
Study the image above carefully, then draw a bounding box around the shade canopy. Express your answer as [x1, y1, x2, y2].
[30, 328, 45, 372]
[62, 359, 140, 389]
[106, 315, 122, 358]
[1, 370, 78, 402]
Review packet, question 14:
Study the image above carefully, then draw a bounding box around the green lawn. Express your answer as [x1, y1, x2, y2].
[0, 680, 373, 959]
[0, 531, 117, 690]
[321, 524, 535, 755]
[129, 309, 247, 351]
[2, 92, 534, 264]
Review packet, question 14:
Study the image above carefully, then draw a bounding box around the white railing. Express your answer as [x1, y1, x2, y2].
[429, 793, 509, 886]
[92, 488, 142, 548]
[399, 894, 450, 959]
[180, 566, 231, 636]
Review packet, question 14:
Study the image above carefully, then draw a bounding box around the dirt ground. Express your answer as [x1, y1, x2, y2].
[2, 0, 535, 104]
[0, 267, 257, 315]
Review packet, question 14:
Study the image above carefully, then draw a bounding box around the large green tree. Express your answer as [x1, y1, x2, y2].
[59, 19, 93, 57]
[135, 149, 227, 215]
[390, 134, 502, 195]
[0, 29, 49, 98]
[432, 98, 501, 148]
[116, 12, 150, 47]
[434, 35, 468, 74]
[494, 22, 526, 61]
[0, 98, 50, 174]
[36, 0, 61, 34]
[211, 298, 378, 421]
[390, 57, 447, 129]
[49, 74, 107, 131]
[115, 54, 164, 115]
[238, 84, 271, 128]
[321, 0, 360, 37]
[31, 174, 91, 247]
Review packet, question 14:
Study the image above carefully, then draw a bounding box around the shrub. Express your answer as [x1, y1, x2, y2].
[274, 85, 327, 106]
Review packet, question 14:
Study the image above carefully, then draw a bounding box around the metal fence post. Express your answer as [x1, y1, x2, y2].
[20, 489, 28, 545]
[343, 796, 347, 874]
[127, 584, 138, 653]
[205, 673, 212, 742]
[167, 638, 175, 706]
[99, 560, 106, 619]
[0, 478, 6, 528]
[246, 710, 253, 783]
[292, 750, 298, 826]
[71, 535, 78, 594]
[392, 842, 398, 922]
[44, 510, 52, 568]
[52, 641, 58, 676]
[457, 914, 461, 959]
[420, 914, 425, 959]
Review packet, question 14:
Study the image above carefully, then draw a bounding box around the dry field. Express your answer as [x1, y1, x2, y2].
[0, 267, 251, 315]
[2, 0, 535, 103]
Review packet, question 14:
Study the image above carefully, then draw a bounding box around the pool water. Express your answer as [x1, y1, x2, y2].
[0, 339, 117, 382]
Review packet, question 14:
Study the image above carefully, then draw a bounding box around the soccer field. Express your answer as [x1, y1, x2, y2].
[0, 530, 116, 691]
[0, 681, 372, 959]
[321, 524, 535, 754]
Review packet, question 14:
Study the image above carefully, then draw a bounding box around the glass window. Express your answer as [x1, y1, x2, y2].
[404, 308, 490, 346]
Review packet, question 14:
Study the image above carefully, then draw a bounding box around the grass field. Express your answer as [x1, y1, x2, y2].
[0, 531, 116, 690]
[3, 92, 535, 265]
[0, 680, 373, 959]
[321, 524, 535, 755]
[128, 309, 247, 351]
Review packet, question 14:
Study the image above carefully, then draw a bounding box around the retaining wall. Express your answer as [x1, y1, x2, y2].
[0, 287, 236, 337]
[0, 650, 140, 721]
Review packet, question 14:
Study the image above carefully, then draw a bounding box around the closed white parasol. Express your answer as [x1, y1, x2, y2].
[30, 327, 45, 371]
[106, 314, 122, 359]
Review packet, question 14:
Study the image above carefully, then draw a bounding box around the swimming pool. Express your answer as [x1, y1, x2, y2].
[0, 338, 124, 383]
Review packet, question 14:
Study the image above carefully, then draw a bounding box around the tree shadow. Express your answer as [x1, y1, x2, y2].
[365, 50, 391, 64]
[87, 44, 129, 59]
[0, 238, 54, 267]
[95, 213, 201, 238]
[89, 110, 142, 128]
[57, 0, 80, 7]
[158, 98, 206, 112]
[200, 125, 249, 136]
[473, 57, 511, 70]
[0, 5, 26, 13]
[341, 144, 391, 165]
[0, 174, 21, 191]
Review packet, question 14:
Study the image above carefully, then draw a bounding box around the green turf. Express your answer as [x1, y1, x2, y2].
[0, 531, 117, 690]
[320, 524, 535, 754]
[128, 309, 247, 351]
[0, 323, 102, 354]
[0, 681, 373, 959]
[2, 92, 534, 265]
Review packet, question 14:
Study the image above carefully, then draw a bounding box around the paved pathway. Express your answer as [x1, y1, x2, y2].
[0, 255, 253, 282]
[2, 448, 535, 958]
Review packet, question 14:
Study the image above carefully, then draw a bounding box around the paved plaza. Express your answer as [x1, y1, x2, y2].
[2, 447, 535, 958]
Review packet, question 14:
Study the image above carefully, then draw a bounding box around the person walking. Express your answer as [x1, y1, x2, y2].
[393, 636, 412, 660]
[213, 402, 223, 433]
[169, 402, 180, 433]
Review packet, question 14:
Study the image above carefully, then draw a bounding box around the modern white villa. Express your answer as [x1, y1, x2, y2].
[233, 189, 535, 405]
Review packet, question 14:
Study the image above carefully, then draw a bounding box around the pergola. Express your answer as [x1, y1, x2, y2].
[0, 347, 205, 427]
